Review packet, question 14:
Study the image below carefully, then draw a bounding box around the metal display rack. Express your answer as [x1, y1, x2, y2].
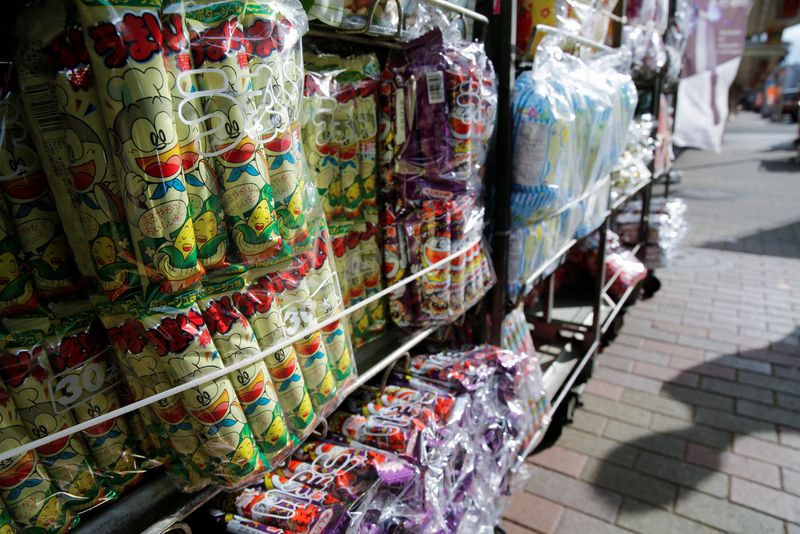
[23, 0, 676, 530]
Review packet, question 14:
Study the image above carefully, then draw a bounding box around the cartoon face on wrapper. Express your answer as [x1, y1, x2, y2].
[207, 94, 258, 168]
[91, 236, 116, 267]
[247, 200, 273, 236]
[266, 415, 287, 446]
[194, 211, 219, 247]
[42, 235, 69, 272]
[64, 116, 108, 193]
[174, 221, 196, 259]
[0, 252, 20, 288]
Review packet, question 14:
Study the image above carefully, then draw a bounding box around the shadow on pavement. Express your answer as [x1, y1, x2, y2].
[699, 220, 800, 259]
[587, 330, 799, 512]
[760, 158, 800, 173]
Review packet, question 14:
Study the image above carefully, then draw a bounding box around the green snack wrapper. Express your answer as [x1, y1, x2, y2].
[0, 195, 38, 317]
[344, 54, 380, 214]
[0, 319, 110, 511]
[46, 21, 142, 302]
[46, 305, 142, 491]
[333, 77, 361, 221]
[139, 293, 266, 486]
[0, 95, 83, 301]
[0, 502, 17, 534]
[359, 224, 385, 340]
[161, 8, 232, 274]
[0, 378, 74, 533]
[99, 307, 213, 491]
[231, 277, 317, 440]
[242, 2, 310, 250]
[77, 0, 205, 297]
[179, 2, 284, 267]
[198, 277, 293, 463]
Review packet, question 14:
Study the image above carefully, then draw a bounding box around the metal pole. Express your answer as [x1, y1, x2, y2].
[485, 0, 516, 345]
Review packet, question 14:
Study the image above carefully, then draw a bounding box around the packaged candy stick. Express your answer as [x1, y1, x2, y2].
[301, 231, 354, 389]
[333, 81, 361, 222]
[444, 49, 476, 174]
[448, 202, 466, 316]
[180, 3, 284, 267]
[0, 195, 38, 316]
[198, 278, 293, 462]
[344, 54, 380, 213]
[0, 319, 110, 511]
[262, 462, 343, 505]
[100, 309, 212, 490]
[328, 411, 418, 459]
[242, 3, 310, 250]
[230, 280, 317, 441]
[211, 510, 288, 534]
[0, 379, 74, 533]
[46, 306, 141, 491]
[46, 22, 141, 301]
[160, 10, 231, 274]
[232, 486, 347, 533]
[77, 0, 206, 297]
[140, 294, 266, 486]
[0, 95, 83, 301]
[265, 264, 337, 413]
[360, 224, 385, 339]
[417, 200, 451, 322]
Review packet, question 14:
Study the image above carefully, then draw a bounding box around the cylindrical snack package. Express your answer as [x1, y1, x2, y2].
[242, 3, 310, 250]
[139, 294, 266, 486]
[0, 95, 83, 301]
[77, 0, 205, 297]
[198, 278, 293, 464]
[160, 10, 231, 274]
[46, 22, 142, 302]
[333, 81, 361, 222]
[262, 463, 343, 505]
[301, 229, 354, 390]
[0, 319, 110, 511]
[448, 201, 466, 316]
[383, 205, 413, 326]
[46, 305, 142, 491]
[0, 503, 15, 534]
[345, 225, 368, 347]
[0, 378, 74, 533]
[108, 359, 163, 465]
[232, 279, 317, 440]
[260, 262, 337, 414]
[0, 195, 38, 316]
[181, 3, 284, 267]
[328, 411, 418, 459]
[211, 510, 288, 534]
[344, 54, 379, 212]
[232, 486, 347, 534]
[360, 224, 385, 340]
[99, 307, 213, 491]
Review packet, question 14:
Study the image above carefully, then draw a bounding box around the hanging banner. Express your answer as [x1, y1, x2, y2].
[674, 0, 753, 152]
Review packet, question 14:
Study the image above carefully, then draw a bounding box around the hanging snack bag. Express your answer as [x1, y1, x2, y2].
[0, 195, 38, 316]
[0, 378, 75, 532]
[77, 0, 205, 297]
[0, 318, 111, 511]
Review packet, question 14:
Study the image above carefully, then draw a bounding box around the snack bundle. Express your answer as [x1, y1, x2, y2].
[208, 345, 547, 533]
[508, 40, 637, 299]
[302, 51, 386, 347]
[378, 29, 497, 327]
[614, 198, 686, 268]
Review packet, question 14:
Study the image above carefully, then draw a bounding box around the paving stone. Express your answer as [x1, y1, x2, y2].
[694, 407, 778, 441]
[555, 509, 630, 534]
[558, 428, 637, 467]
[734, 436, 800, 470]
[501, 520, 537, 534]
[602, 344, 671, 366]
[579, 394, 654, 427]
[678, 334, 739, 356]
[583, 380, 623, 401]
[613, 333, 645, 348]
[581, 458, 676, 509]
[598, 354, 635, 372]
[686, 442, 781, 487]
[779, 428, 800, 450]
[504, 491, 564, 534]
[603, 420, 685, 459]
[730, 477, 800, 523]
[699, 376, 774, 404]
[631, 362, 699, 387]
[784, 469, 800, 496]
[669, 356, 737, 380]
[709, 354, 772, 375]
[642, 339, 705, 359]
[788, 523, 800, 534]
[634, 450, 728, 498]
[661, 383, 735, 412]
[776, 392, 800, 410]
[525, 467, 622, 522]
[655, 322, 709, 338]
[738, 370, 799, 394]
[619, 390, 693, 420]
[674, 488, 784, 534]
[650, 413, 733, 450]
[773, 365, 800, 381]
[736, 399, 800, 430]
[529, 445, 589, 478]
[593, 367, 662, 394]
[571, 410, 609, 435]
[744, 348, 800, 367]
[615, 499, 722, 534]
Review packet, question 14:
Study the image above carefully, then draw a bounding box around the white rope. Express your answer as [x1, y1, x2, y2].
[0, 239, 480, 462]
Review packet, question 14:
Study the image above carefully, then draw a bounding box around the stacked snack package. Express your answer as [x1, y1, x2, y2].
[614, 198, 686, 268]
[378, 29, 496, 328]
[209, 345, 548, 533]
[508, 39, 637, 299]
[303, 51, 386, 348]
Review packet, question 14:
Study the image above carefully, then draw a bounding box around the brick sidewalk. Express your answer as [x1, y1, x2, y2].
[505, 115, 800, 534]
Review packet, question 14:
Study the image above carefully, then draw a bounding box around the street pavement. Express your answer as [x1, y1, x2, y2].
[504, 113, 800, 534]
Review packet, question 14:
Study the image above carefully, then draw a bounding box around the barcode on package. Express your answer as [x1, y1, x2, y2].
[24, 83, 62, 136]
[426, 71, 445, 104]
